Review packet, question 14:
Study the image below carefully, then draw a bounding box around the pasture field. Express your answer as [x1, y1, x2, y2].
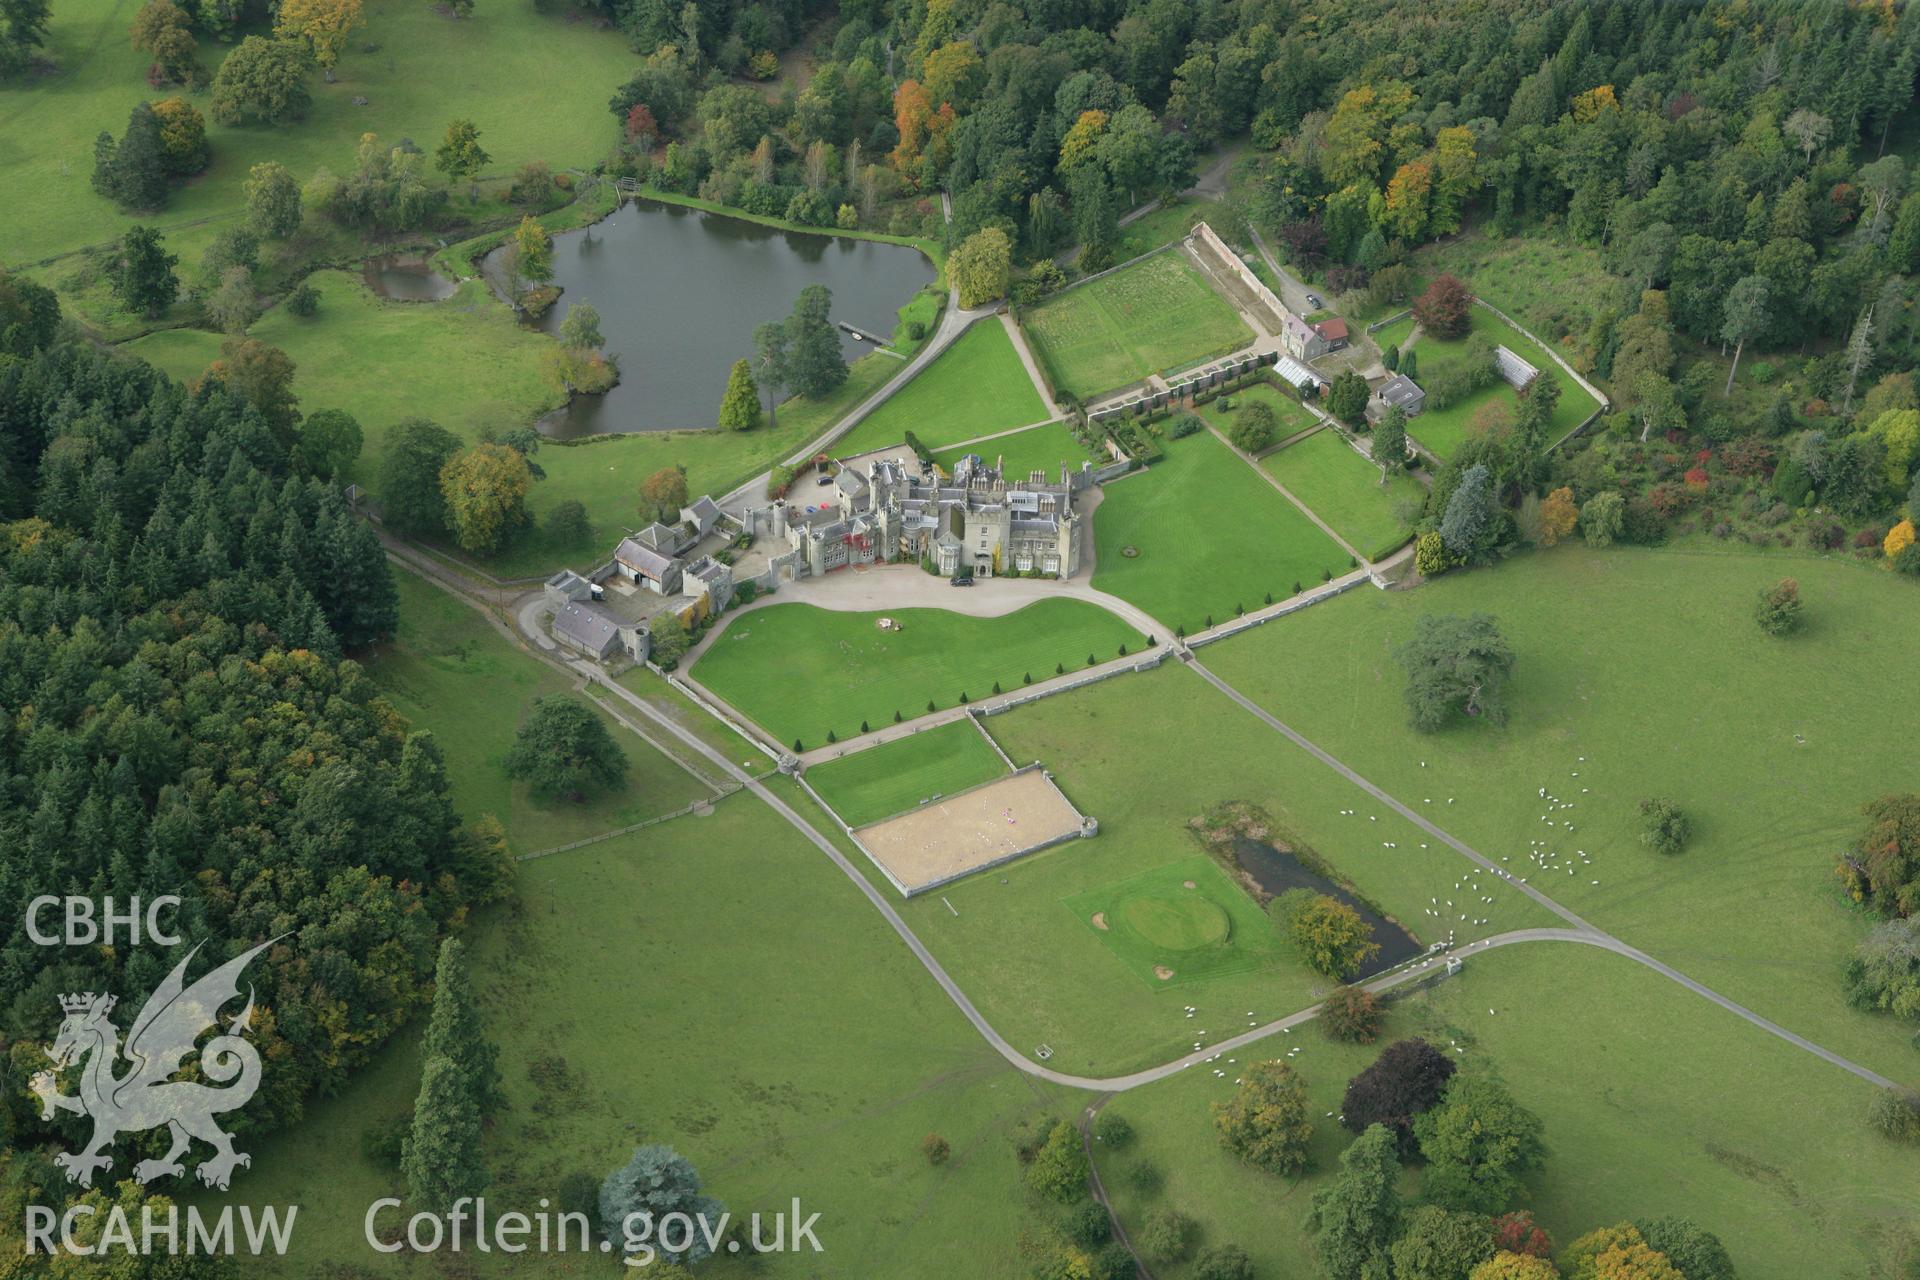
[125, 270, 928, 579]
[931, 420, 1106, 480]
[806, 720, 1010, 828]
[228, 794, 1087, 1277]
[1091, 432, 1352, 633]
[1199, 544, 1920, 1082]
[690, 601, 1145, 748]
[1400, 304, 1600, 462]
[831, 319, 1048, 459]
[1094, 942, 1917, 1280]
[370, 571, 710, 854]
[0, 0, 640, 269]
[1260, 428, 1426, 560]
[1021, 251, 1252, 399]
[1063, 857, 1287, 988]
[846, 662, 1556, 1077]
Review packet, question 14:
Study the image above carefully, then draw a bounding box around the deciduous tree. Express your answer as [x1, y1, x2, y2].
[780, 283, 847, 398]
[245, 160, 303, 237]
[1372, 408, 1409, 476]
[640, 465, 689, 521]
[1754, 577, 1803, 636]
[1341, 1037, 1456, 1150]
[1308, 1123, 1400, 1280]
[1229, 399, 1278, 452]
[1414, 1074, 1545, 1214]
[379, 416, 461, 535]
[950, 226, 1012, 308]
[209, 36, 313, 125]
[439, 442, 532, 554]
[1413, 273, 1472, 339]
[504, 696, 627, 800]
[298, 407, 363, 479]
[1292, 896, 1380, 978]
[435, 118, 490, 203]
[1212, 1060, 1313, 1175]
[1537, 487, 1578, 546]
[1319, 984, 1383, 1043]
[1025, 1119, 1087, 1201]
[273, 0, 361, 80]
[1389, 1205, 1496, 1280]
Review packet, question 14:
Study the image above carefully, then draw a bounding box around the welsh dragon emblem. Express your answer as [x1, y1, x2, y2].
[30, 939, 275, 1191]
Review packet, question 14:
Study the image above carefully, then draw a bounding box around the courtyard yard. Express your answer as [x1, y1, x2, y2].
[806, 720, 1011, 828]
[1260, 428, 1426, 561]
[931, 420, 1106, 481]
[690, 601, 1146, 748]
[1091, 432, 1352, 633]
[832, 319, 1049, 459]
[1021, 251, 1252, 400]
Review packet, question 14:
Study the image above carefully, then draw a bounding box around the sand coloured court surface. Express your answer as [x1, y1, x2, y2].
[854, 768, 1087, 894]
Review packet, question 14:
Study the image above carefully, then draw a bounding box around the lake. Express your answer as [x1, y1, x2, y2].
[488, 198, 936, 438]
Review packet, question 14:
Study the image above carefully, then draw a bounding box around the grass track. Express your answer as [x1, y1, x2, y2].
[1260, 428, 1425, 559]
[831, 319, 1047, 459]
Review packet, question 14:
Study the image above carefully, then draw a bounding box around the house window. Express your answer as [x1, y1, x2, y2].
[1043, 555, 1060, 574]
[1015, 552, 1033, 571]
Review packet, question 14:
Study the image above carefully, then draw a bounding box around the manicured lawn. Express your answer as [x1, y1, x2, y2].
[858, 662, 1558, 1076]
[124, 269, 927, 580]
[1200, 544, 1920, 1084]
[1063, 856, 1287, 988]
[1091, 432, 1352, 633]
[229, 794, 1088, 1277]
[691, 601, 1147, 748]
[614, 663, 773, 771]
[932, 420, 1105, 481]
[1095, 942, 1917, 1280]
[1, 0, 642, 268]
[1261, 428, 1425, 561]
[1198, 380, 1321, 440]
[1400, 303, 1601, 462]
[368, 571, 710, 853]
[832, 319, 1048, 459]
[1021, 251, 1252, 399]
[806, 720, 1010, 828]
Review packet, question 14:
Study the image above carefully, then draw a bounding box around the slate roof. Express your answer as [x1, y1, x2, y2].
[553, 602, 622, 654]
[614, 537, 677, 581]
[1375, 374, 1424, 408]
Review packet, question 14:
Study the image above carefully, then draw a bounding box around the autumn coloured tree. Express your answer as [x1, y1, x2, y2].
[1491, 1210, 1553, 1258]
[640, 465, 689, 522]
[439, 442, 532, 554]
[890, 78, 932, 173]
[1384, 160, 1433, 242]
[1211, 1060, 1313, 1175]
[1469, 1252, 1560, 1280]
[1538, 487, 1578, 545]
[204, 337, 300, 442]
[1291, 896, 1380, 978]
[506, 215, 552, 300]
[1319, 984, 1383, 1043]
[1754, 577, 1803, 636]
[1413, 273, 1472, 338]
[273, 0, 361, 80]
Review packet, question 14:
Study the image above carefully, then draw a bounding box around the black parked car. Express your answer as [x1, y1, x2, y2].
[949, 576, 974, 587]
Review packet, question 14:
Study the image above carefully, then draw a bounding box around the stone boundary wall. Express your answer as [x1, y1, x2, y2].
[1189, 221, 1292, 331]
[976, 648, 1171, 716]
[1185, 573, 1371, 649]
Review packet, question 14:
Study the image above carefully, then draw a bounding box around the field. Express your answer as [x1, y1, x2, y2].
[1063, 857, 1287, 988]
[932, 420, 1106, 481]
[831, 319, 1048, 459]
[1199, 544, 1920, 1083]
[229, 794, 1089, 1277]
[1090, 432, 1352, 633]
[1021, 251, 1252, 399]
[1260, 428, 1426, 560]
[1399, 303, 1602, 462]
[125, 269, 928, 579]
[0, 0, 642, 269]
[689, 601, 1146, 747]
[1094, 942, 1917, 1280]
[369, 572, 711, 853]
[844, 662, 1556, 1076]
[806, 719, 1010, 828]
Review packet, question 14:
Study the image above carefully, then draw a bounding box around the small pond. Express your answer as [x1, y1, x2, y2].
[1229, 837, 1423, 978]
[363, 255, 458, 301]
[485, 197, 936, 437]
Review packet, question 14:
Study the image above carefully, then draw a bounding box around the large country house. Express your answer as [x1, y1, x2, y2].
[765, 452, 1093, 580]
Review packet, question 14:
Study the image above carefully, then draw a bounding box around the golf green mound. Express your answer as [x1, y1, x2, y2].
[1064, 856, 1286, 989]
[1115, 892, 1231, 951]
